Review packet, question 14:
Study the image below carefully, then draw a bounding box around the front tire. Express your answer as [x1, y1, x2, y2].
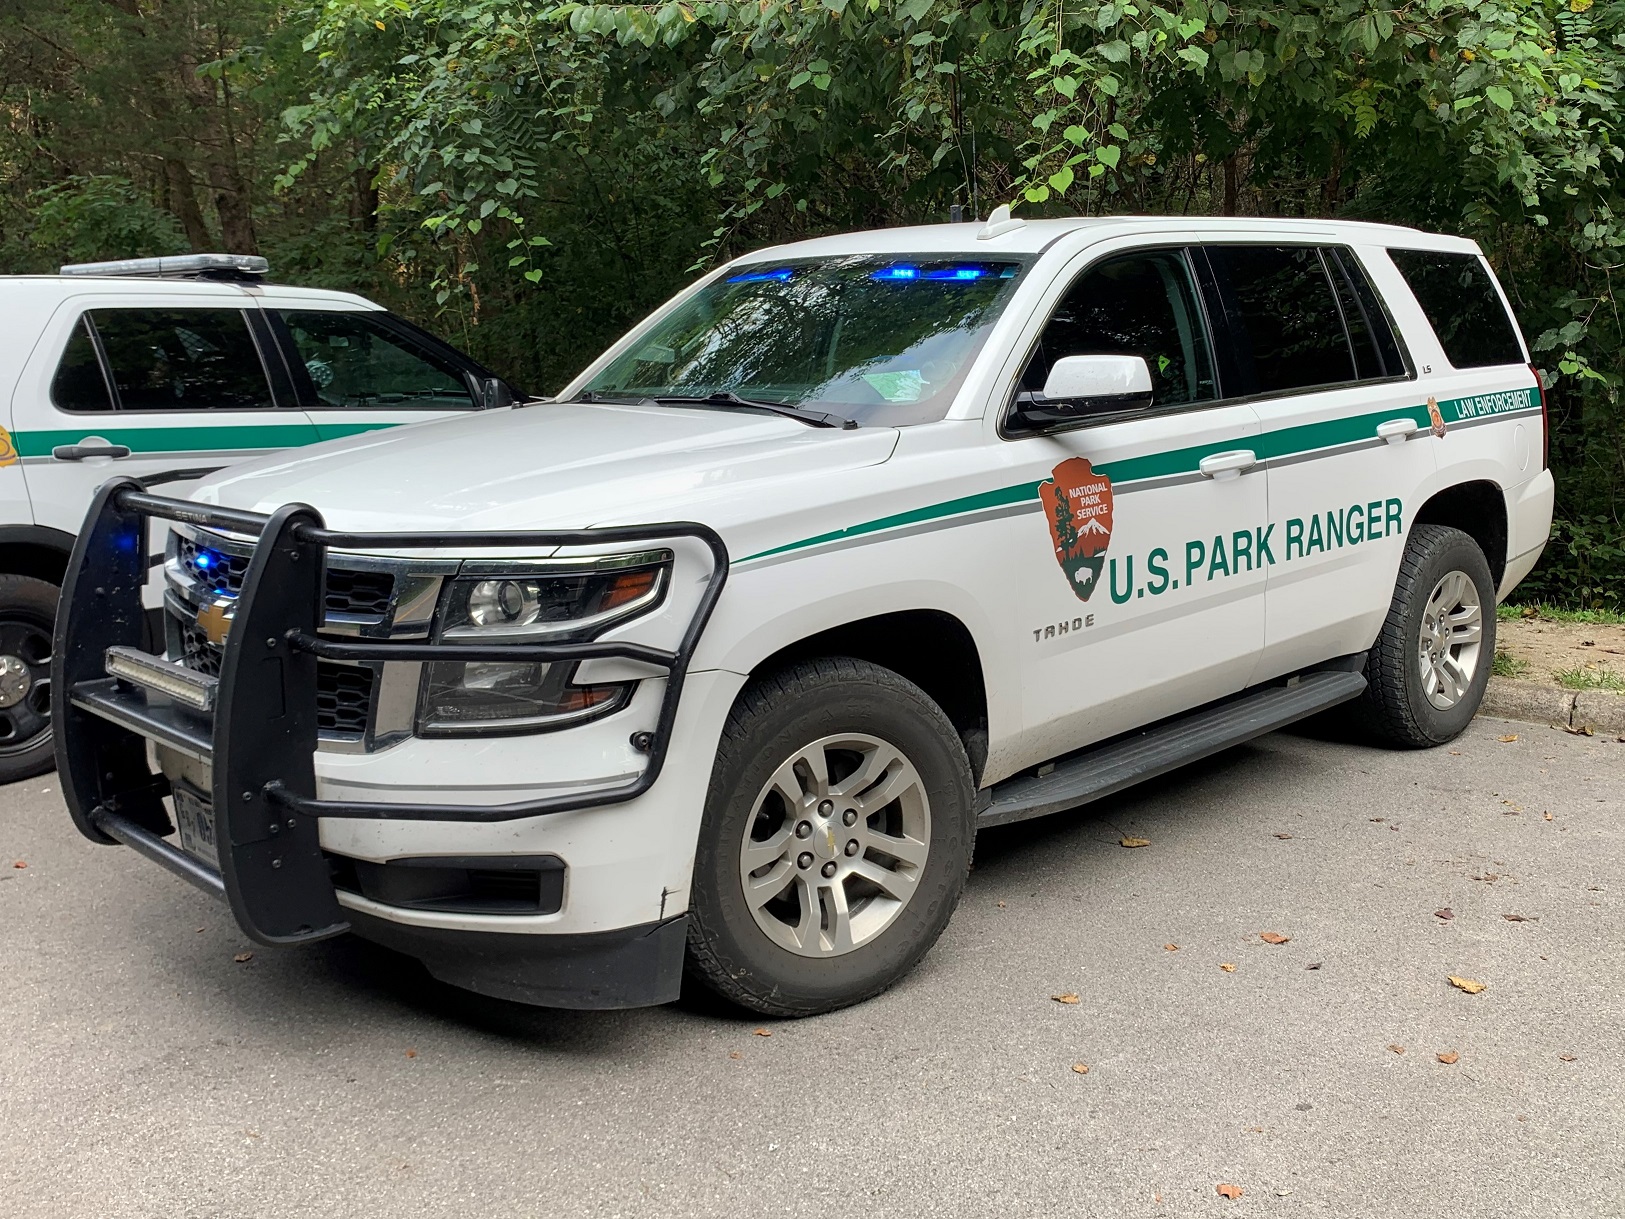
[685, 657, 975, 1017]
[1356, 524, 1496, 747]
[0, 574, 59, 784]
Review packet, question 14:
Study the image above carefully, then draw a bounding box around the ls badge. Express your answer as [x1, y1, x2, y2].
[1040, 456, 1114, 601]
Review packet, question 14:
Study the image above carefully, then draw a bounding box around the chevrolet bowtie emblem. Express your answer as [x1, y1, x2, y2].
[196, 600, 233, 648]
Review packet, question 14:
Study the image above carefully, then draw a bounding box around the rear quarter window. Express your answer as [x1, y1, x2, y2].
[1387, 249, 1524, 369]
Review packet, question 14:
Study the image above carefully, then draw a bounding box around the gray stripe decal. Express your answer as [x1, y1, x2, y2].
[1040, 574, 1264, 653]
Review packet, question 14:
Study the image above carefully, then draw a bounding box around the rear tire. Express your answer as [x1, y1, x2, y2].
[1355, 525, 1496, 747]
[684, 657, 975, 1017]
[0, 574, 59, 784]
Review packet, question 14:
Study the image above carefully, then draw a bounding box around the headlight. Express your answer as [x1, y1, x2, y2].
[417, 553, 669, 736]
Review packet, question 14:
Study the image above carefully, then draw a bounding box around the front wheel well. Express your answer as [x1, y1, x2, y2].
[1413, 481, 1507, 589]
[747, 609, 990, 784]
[0, 542, 69, 587]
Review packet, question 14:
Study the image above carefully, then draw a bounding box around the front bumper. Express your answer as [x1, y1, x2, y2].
[52, 479, 727, 1006]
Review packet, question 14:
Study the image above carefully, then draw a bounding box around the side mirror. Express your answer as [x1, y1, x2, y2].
[476, 376, 517, 409]
[1015, 354, 1154, 429]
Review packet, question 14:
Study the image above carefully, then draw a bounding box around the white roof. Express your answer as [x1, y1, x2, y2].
[736, 214, 1475, 264]
[0, 274, 381, 311]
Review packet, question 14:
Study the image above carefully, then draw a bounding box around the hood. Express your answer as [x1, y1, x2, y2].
[192, 401, 899, 533]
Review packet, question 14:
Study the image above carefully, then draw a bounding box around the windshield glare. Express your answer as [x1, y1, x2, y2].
[581, 255, 1029, 426]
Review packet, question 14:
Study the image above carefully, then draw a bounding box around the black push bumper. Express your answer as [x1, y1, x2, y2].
[52, 479, 726, 1000]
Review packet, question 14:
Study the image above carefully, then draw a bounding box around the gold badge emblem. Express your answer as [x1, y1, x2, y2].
[1427, 395, 1447, 439]
[196, 600, 233, 647]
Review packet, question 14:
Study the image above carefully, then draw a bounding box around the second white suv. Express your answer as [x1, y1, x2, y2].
[0, 254, 520, 782]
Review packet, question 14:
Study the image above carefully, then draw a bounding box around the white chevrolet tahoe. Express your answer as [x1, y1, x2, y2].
[0, 254, 519, 782]
[53, 214, 1553, 1017]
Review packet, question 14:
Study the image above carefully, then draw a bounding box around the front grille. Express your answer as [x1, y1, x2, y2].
[173, 618, 375, 736]
[324, 568, 394, 617]
[316, 665, 375, 734]
[177, 536, 252, 599]
[180, 622, 222, 677]
[177, 534, 395, 619]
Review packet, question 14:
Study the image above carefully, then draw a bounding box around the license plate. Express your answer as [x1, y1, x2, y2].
[173, 786, 219, 869]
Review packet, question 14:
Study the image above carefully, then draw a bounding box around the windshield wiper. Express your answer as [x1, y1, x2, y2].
[652, 391, 858, 430]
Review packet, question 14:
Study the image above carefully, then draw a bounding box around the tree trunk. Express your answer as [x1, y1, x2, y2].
[1223, 153, 1239, 216]
[206, 160, 258, 254]
[164, 158, 214, 250]
[354, 165, 380, 234]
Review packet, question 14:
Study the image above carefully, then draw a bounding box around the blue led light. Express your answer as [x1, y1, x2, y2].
[922, 267, 986, 280]
[871, 265, 920, 281]
[727, 267, 794, 283]
[194, 551, 215, 570]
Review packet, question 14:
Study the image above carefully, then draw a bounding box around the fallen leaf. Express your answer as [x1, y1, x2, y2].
[1559, 1053, 1577, 1062]
[1259, 931, 1290, 944]
[1220, 963, 1237, 973]
[1216, 1183, 1243, 1200]
[1447, 975, 1486, 995]
[1502, 913, 1530, 922]
[1498, 734, 1519, 743]
[1543, 811, 1554, 822]
[194, 926, 205, 934]
[232, 952, 253, 963]
[1449, 750, 1462, 755]
[996, 900, 1007, 908]
[1273, 833, 1294, 840]
[1051, 993, 1080, 1004]
[1370, 817, 1385, 823]
[1119, 836, 1151, 848]
[1472, 873, 1501, 883]
[752, 1028, 772, 1037]
[1305, 961, 1323, 970]
[1244, 1125, 1263, 1133]
[11, 860, 25, 869]
[1565, 724, 1596, 737]
[1071, 1062, 1090, 1075]
[728, 1050, 743, 1060]
[1163, 943, 1180, 952]
[1388, 1044, 1406, 1054]
[404, 1048, 417, 1059]
[1435, 908, 1454, 920]
[1437, 1050, 1460, 1065]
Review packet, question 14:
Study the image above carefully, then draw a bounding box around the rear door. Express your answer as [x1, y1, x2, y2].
[13, 295, 317, 542]
[263, 305, 486, 442]
[1196, 244, 1434, 679]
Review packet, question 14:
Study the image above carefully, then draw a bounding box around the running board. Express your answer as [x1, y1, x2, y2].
[980, 670, 1367, 829]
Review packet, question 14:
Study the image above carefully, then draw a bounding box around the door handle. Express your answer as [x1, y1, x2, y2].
[1198, 449, 1257, 481]
[1376, 418, 1420, 445]
[52, 442, 131, 461]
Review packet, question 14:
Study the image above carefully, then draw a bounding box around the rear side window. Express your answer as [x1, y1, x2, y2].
[1326, 248, 1408, 381]
[1203, 246, 1354, 394]
[1387, 249, 1523, 368]
[88, 309, 273, 412]
[51, 317, 114, 411]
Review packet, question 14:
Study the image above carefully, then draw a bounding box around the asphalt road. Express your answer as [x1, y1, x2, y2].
[3, 716, 1622, 1219]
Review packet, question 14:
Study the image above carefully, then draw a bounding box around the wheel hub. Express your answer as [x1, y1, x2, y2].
[739, 732, 930, 958]
[1416, 568, 1484, 711]
[0, 655, 32, 709]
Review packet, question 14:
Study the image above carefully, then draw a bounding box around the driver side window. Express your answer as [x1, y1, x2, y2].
[1021, 249, 1217, 409]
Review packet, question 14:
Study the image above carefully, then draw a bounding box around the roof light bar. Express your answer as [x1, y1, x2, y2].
[59, 254, 269, 280]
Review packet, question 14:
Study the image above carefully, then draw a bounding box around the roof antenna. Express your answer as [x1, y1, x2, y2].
[976, 204, 1026, 241]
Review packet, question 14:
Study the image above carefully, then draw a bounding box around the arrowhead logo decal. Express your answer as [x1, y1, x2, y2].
[1039, 457, 1114, 602]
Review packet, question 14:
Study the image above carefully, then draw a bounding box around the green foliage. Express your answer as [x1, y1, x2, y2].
[1, 177, 188, 270]
[1, 0, 1621, 604]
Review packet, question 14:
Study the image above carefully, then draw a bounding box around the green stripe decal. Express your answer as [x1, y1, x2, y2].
[12, 423, 319, 458]
[741, 388, 1539, 564]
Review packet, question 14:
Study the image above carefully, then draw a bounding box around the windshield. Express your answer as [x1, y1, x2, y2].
[580, 255, 1030, 426]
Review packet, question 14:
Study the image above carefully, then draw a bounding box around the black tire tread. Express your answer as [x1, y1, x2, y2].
[1354, 524, 1494, 748]
[684, 656, 973, 1018]
[0, 573, 60, 784]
